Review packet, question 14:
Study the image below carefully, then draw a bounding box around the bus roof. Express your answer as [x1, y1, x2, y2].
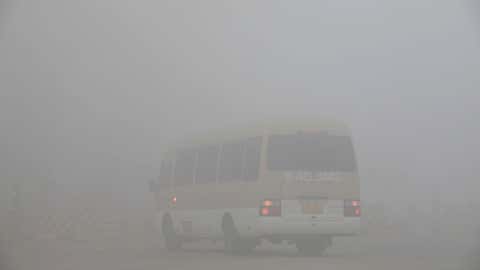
[163, 117, 350, 156]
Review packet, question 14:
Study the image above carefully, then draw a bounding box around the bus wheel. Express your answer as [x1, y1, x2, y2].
[222, 214, 255, 255]
[295, 237, 330, 256]
[161, 214, 182, 251]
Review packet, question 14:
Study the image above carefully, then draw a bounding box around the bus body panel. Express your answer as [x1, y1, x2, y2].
[154, 119, 361, 244]
[156, 175, 360, 240]
[157, 207, 360, 240]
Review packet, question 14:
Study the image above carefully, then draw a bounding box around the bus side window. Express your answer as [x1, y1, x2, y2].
[196, 145, 219, 184]
[174, 149, 195, 186]
[244, 137, 261, 182]
[160, 159, 172, 187]
[219, 142, 243, 183]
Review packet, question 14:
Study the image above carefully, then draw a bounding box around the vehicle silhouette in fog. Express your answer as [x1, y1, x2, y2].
[150, 118, 361, 255]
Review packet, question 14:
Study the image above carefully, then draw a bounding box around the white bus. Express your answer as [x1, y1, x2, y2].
[151, 119, 361, 255]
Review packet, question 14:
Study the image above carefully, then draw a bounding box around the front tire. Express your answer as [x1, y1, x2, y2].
[161, 214, 182, 251]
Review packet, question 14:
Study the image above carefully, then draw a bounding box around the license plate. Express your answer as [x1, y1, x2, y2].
[300, 200, 324, 214]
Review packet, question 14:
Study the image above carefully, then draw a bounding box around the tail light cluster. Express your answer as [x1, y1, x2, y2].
[259, 199, 281, 217]
[169, 195, 177, 207]
[344, 200, 361, 217]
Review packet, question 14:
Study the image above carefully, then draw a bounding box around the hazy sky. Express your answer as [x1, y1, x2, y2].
[1, 0, 479, 206]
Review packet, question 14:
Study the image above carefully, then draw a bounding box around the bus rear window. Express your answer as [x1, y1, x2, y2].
[267, 133, 357, 172]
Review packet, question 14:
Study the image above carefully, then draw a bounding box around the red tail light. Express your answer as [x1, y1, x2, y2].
[344, 199, 361, 217]
[263, 200, 273, 207]
[260, 199, 281, 217]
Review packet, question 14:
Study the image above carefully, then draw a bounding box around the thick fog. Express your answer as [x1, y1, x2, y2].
[1, 1, 480, 269]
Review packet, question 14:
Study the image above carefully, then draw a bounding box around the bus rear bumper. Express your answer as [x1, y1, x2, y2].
[254, 217, 361, 237]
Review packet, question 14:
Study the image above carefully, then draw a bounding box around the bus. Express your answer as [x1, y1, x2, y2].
[151, 119, 361, 255]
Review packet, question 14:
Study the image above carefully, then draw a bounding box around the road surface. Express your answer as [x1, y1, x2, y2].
[10, 234, 471, 270]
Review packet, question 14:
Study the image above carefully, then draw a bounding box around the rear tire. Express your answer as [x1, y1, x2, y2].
[222, 214, 255, 255]
[161, 214, 182, 251]
[295, 237, 331, 256]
